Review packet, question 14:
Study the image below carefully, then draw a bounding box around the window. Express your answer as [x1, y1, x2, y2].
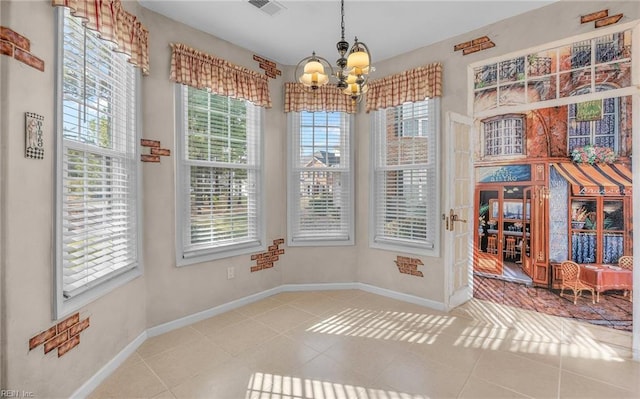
[473, 28, 632, 112]
[371, 99, 439, 253]
[55, 9, 141, 316]
[567, 97, 618, 153]
[288, 111, 353, 245]
[483, 114, 525, 157]
[176, 86, 264, 264]
[570, 198, 626, 264]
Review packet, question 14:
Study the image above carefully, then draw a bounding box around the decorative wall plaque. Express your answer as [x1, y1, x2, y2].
[25, 112, 44, 159]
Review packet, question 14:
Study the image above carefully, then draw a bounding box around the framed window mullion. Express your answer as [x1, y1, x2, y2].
[177, 85, 264, 265]
[370, 99, 439, 254]
[55, 7, 141, 318]
[287, 111, 354, 246]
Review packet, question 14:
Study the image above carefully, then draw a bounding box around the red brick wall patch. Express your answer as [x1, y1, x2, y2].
[1, 40, 14, 57]
[454, 36, 495, 56]
[0, 26, 30, 52]
[140, 138, 170, 162]
[395, 255, 424, 277]
[581, 9, 623, 28]
[0, 26, 44, 71]
[29, 313, 90, 357]
[253, 54, 281, 79]
[250, 238, 285, 272]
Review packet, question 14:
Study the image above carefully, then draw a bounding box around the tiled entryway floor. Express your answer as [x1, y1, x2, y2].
[90, 290, 639, 398]
[474, 274, 633, 332]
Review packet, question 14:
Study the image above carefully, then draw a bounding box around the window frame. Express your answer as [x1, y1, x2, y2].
[567, 97, 619, 154]
[369, 98, 441, 256]
[175, 85, 265, 266]
[287, 111, 355, 246]
[481, 114, 526, 158]
[54, 8, 143, 319]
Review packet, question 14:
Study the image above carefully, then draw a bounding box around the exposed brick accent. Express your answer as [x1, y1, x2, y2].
[395, 255, 424, 277]
[0, 26, 44, 72]
[141, 154, 160, 162]
[581, 9, 608, 24]
[29, 315, 90, 357]
[44, 331, 68, 354]
[253, 54, 280, 79]
[0, 40, 13, 57]
[140, 139, 170, 163]
[0, 26, 30, 51]
[69, 317, 90, 337]
[463, 41, 496, 56]
[28, 326, 56, 350]
[140, 139, 160, 148]
[580, 9, 623, 29]
[13, 47, 44, 71]
[595, 14, 623, 28]
[455, 36, 495, 56]
[250, 238, 285, 272]
[151, 148, 171, 156]
[58, 334, 80, 357]
[57, 312, 79, 333]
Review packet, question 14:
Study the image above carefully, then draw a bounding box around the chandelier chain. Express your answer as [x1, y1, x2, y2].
[340, 0, 345, 40]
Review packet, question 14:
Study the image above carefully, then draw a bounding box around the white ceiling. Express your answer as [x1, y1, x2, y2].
[139, 0, 557, 66]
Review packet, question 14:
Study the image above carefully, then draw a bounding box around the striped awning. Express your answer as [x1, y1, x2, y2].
[552, 163, 632, 196]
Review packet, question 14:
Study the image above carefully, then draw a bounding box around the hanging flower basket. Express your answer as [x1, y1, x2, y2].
[570, 145, 616, 165]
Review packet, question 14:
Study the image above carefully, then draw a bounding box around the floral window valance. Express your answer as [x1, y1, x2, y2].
[52, 0, 149, 75]
[284, 83, 356, 114]
[170, 43, 272, 108]
[366, 63, 442, 113]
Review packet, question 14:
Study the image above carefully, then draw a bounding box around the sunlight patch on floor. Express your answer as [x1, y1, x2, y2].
[305, 299, 631, 362]
[247, 372, 430, 399]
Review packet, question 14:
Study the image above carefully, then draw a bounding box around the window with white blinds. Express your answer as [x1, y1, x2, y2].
[371, 99, 439, 253]
[55, 8, 141, 315]
[287, 112, 354, 245]
[176, 86, 264, 264]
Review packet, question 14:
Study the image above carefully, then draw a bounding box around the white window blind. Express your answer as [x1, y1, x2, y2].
[57, 9, 139, 302]
[288, 112, 354, 245]
[177, 86, 263, 262]
[371, 99, 439, 252]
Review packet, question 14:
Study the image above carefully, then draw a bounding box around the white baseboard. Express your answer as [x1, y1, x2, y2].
[279, 282, 360, 292]
[74, 282, 444, 398]
[71, 331, 147, 399]
[146, 286, 282, 338]
[358, 283, 447, 312]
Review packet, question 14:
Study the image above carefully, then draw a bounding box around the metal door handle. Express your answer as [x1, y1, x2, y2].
[449, 209, 467, 231]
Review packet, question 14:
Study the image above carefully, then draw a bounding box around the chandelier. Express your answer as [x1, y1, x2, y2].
[295, 0, 372, 102]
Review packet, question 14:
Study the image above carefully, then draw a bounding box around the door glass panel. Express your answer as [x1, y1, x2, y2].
[478, 190, 499, 255]
[603, 200, 624, 264]
[571, 199, 597, 264]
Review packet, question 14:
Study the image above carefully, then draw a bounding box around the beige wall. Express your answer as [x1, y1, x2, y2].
[1, 0, 638, 397]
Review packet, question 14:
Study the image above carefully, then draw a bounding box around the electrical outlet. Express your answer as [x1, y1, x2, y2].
[227, 266, 235, 279]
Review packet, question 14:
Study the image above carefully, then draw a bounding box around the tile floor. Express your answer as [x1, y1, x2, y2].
[89, 290, 639, 399]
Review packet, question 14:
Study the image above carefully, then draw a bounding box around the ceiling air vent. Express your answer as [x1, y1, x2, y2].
[248, 0, 286, 16]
